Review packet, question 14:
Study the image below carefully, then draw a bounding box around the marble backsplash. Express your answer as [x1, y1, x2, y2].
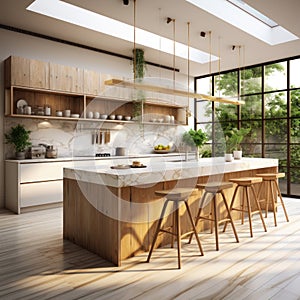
[4, 117, 188, 159]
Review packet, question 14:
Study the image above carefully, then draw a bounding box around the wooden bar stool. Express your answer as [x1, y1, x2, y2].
[188, 182, 239, 251]
[256, 173, 289, 226]
[146, 188, 204, 269]
[224, 177, 267, 237]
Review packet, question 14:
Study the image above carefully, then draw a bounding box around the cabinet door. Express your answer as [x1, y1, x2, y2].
[20, 161, 73, 183]
[84, 69, 101, 96]
[5, 56, 30, 87]
[29, 59, 50, 89]
[50, 63, 83, 93]
[20, 180, 63, 207]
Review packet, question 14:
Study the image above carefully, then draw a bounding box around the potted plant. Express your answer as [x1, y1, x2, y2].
[225, 128, 250, 161]
[182, 128, 208, 160]
[5, 124, 31, 159]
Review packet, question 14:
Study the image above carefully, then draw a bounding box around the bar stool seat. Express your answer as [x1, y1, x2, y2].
[146, 188, 204, 269]
[256, 173, 289, 226]
[188, 182, 239, 251]
[224, 177, 267, 237]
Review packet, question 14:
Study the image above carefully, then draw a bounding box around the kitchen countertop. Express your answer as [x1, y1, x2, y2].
[5, 152, 190, 164]
[64, 157, 278, 188]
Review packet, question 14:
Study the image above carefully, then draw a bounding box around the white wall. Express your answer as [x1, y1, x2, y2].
[0, 28, 193, 208]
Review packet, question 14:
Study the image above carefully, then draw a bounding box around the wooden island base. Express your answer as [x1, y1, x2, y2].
[63, 159, 277, 266]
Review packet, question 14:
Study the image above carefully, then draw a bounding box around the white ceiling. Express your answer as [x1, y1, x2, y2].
[1, 0, 300, 77]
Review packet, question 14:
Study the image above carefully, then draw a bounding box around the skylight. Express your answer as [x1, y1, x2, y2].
[186, 0, 298, 45]
[26, 0, 218, 64]
[227, 0, 278, 28]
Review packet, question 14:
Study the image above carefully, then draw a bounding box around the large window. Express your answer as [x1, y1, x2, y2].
[195, 56, 300, 198]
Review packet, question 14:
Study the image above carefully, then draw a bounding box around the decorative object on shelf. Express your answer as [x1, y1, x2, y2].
[39, 144, 58, 159]
[5, 124, 31, 159]
[64, 109, 71, 117]
[153, 144, 172, 153]
[225, 127, 250, 160]
[182, 128, 208, 160]
[44, 105, 51, 116]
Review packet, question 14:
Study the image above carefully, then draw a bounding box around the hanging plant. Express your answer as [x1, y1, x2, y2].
[133, 48, 146, 80]
[132, 48, 146, 119]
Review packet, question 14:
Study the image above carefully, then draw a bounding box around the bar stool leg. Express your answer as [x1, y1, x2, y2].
[184, 202, 204, 256]
[265, 180, 271, 218]
[175, 201, 181, 269]
[147, 200, 169, 263]
[220, 191, 239, 243]
[269, 181, 277, 226]
[212, 195, 219, 251]
[274, 180, 289, 222]
[250, 185, 267, 233]
[245, 186, 254, 237]
[188, 191, 208, 244]
[223, 185, 239, 232]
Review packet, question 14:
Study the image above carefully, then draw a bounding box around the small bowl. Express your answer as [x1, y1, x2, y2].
[124, 116, 131, 121]
[71, 114, 80, 118]
[116, 115, 123, 120]
[150, 118, 157, 122]
[157, 118, 164, 123]
[100, 114, 108, 119]
[109, 115, 116, 120]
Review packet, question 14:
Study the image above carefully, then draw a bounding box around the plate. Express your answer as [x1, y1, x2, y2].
[131, 165, 147, 168]
[111, 165, 131, 169]
[153, 150, 171, 154]
[17, 99, 28, 108]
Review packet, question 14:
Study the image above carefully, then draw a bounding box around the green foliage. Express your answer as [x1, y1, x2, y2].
[132, 48, 146, 118]
[225, 128, 250, 152]
[133, 48, 146, 80]
[182, 129, 208, 149]
[5, 124, 31, 152]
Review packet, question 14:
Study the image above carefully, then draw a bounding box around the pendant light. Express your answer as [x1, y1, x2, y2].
[105, 3, 244, 106]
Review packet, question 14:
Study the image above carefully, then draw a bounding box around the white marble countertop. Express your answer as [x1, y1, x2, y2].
[63, 157, 278, 188]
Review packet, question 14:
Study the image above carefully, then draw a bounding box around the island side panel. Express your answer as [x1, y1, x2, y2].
[63, 178, 121, 266]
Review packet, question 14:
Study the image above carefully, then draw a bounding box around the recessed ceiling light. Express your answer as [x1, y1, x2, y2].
[27, 0, 219, 64]
[186, 0, 298, 45]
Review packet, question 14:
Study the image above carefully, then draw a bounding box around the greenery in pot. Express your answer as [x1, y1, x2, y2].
[5, 124, 31, 158]
[182, 128, 208, 156]
[225, 127, 250, 153]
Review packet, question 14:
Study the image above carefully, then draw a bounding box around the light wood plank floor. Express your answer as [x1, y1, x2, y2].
[0, 198, 300, 300]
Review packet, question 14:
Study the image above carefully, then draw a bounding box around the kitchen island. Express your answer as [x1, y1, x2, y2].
[63, 157, 278, 266]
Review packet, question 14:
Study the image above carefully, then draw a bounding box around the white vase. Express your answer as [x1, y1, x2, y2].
[225, 153, 233, 162]
[233, 150, 243, 160]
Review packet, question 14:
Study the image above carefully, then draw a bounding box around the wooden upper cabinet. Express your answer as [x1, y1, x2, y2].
[29, 59, 49, 89]
[5, 56, 49, 89]
[50, 63, 84, 93]
[5, 56, 30, 87]
[84, 70, 101, 96]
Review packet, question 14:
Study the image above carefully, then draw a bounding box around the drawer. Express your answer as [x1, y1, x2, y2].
[20, 180, 63, 207]
[20, 161, 73, 183]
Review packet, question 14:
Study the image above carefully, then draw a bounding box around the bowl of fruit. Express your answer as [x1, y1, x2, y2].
[153, 144, 172, 153]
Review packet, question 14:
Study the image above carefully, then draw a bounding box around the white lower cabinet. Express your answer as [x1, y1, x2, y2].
[20, 181, 63, 208]
[5, 154, 185, 214]
[5, 160, 76, 214]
